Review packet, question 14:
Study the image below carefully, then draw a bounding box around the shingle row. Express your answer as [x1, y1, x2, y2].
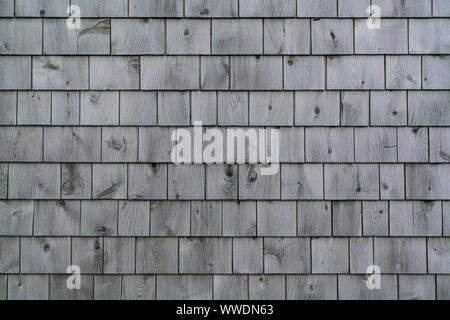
[1, 200, 450, 237]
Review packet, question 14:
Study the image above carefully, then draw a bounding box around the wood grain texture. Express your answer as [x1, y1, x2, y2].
[94, 275, 121, 300]
[206, 165, 238, 199]
[355, 127, 397, 162]
[102, 127, 138, 162]
[233, 238, 263, 273]
[0, 164, 5, 199]
[264, 237, 310, 273]
[231, 56, 282, 90]
[386, 56, 421, 89]
[80, 200, 118, 236]
[298, 201, 331, 236]
[191, 201, 222, 236]
[168, 164, 205, 200]
[410, 19, 450, 53]
[157, 275, 212, 300]
[281, 164, 323, 200]
[0, 56, 31, 89]
[0, 127, 42, 161]
[249, 275, 285, 300]
[312, 237, 349, 273]
[129, 0, 183, 17]
[332, 201, 362, 236]
[52, 91, 80, 125]
[212, 19, 262, 54]
[355, 19, 408, 54]
[167, 19, 210, 54]
[213, 275, 248, 300]
[90, 56, 140, 90]
[21, 237, 70, 273]
[338, 0, 369, 17]
[397, 127, 429, 162]
[17, 91, 50, 125]
[306, 128, 354, 162]
[71, 237, 104, 273]
[284, 56, 325, 90]
[257, 201, 297, 236]
[136, 237, 178, 273]
[430, 128, 450, 163]
[427, 238, 450, 273]
[50, 275, 93, 300]
[239, 164, 280, 200]
[191, 91, 217, 124]
[370, 91, 407, 126]
[0, 91, 16, 125]
[180, 237, 231, 273]
[362, 201, 388, 236]
[287, 275, 337, 300]
[349, 237, 373, 273]
[0, 18, 42, 54]
[72, 0, 128, 17]
[264, 19, 310, 54]
[9, 164, 60, 199]
[8, 275, 49, 300]
[380, 164, 405, 199]
[240, 0, 296, 17]
[340, 91, 369, 126]
[408, 91, 450, 126]
[201, 56, 230, 90]
[312, 19, 353, 54]
[150, 201, 190, 236]
[406, 164, 450, 199]
[298, 0, 337, 17]
[15, 0, 69, 16]
[185, 0, 238, 17]
[295, 91, 339, 126]
[103, 237, 136, 274]
[249, 92, 293, 126]
[218, 92, 249, 126]
[223, 201, 256, 237]
[122, 275, 155, 300]
[34, 201, 80, 236]
[118, 201, 150, 236]
[157, 91, 190, 125]
[120, 91, 157, 125]
[399, 275, 435, 300]
[423, 56, 450, 89]
[92, 164, 127, 199]
[0, 201, 33, 235]
[0, 237, 19, 273]
[372, 0, 431, 17]
[338, 275, 397, 300]
[139, 127, 175, 162]
[61, 163, 91, 199]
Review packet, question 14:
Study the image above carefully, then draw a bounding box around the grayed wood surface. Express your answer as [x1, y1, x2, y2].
[2, 0, 450, 301]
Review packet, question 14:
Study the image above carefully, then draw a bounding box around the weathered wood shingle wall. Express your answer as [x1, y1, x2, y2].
[1, 0, 450, 300]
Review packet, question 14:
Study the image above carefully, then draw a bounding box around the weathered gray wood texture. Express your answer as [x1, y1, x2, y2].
[2, 0, 450, 301]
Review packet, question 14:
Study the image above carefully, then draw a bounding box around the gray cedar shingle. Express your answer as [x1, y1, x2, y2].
[233, 237, 263, 273]
[0, 56, 31, 89]
[15, 0, 69, 17]
[338, 0, 370, 17]
[157, 275, 212, 300]
[21, 237, 70, 273]
[94, 275, 121, 300]
[191, 91, 217, 125]
[374, 237, 427, 273]
[128, 164, 168, 199]
[223, 201, 256, 237]
[118, 201, 150, 236]
[129, 0, 183, 17]
[399, 275, 436, 300]
[71, 0, 128, 17]
[0, 127, 43, 161]
[92, 164, 127, 199]
[141, 56, 199, 90]
[428, 238, 450, 274]
[438, 276, 450, 300]
[295, 91, 340, 126]
[166, 19, 210, 54]
[0, 164, 5, 199]
[201, 56, 230, 90]
[240, 0, 296, 17]
[386, 55, 421, 89]
[340, 91, 369, 126]
[354, 127, 397, 162]
[0, 18, 42, 54]
[355, 19, 408, 54]
[103, 237, 136, 274]
[120, 91, 157, 125]
[362, 201, 389, 236]
[185, 0, 238, 17]
[43, 19, 110, 55]
[264, 19, 310, 55]
[434, 0, 450, 17]
[397, 127, 429, 162]
[52, 91, 80, 125]
[158, 91, 190, 125]
[406, 164, 450, 199]
[278, 128, 305, 162]
[298, 201, 331, 236]
[150, 201, 190, 236]
[389, 201, 414, 235]
[44, 127, 101, 162]
[136, 238, 178, 273]
[287, 275, 337, 300]
[0, 0, 14, 16]
[231, 56, 282, 90]
[17, 91, 51, 125]
[213, 275, 248, 300]
[139, 127, 174, 162]
[80, 200, 118, 236]
[445, 202, 450, 236]
[284, 56, 325, 90]
[34, 201, 80, 236]
[102, 127, 138, 162]
[306, 127, 354, 162]
[312, 19, 353, 54]
[9, 164, 60, 199]
[0, 201, 34, 235]
[408, 91, 450, 126]
[180, 238, 231, 273]
[338, 275, 398, 300]
[423, 56, 450, 89]
[0, 91, 16, 125]
[324, 164, 379, 200]
[312, 238, 349, 273]
[212, 19, 262, 54]
[168, 164, 205, 199]
[61, 163, 92, 199]
[281, 164, 323, 200]
[332, 201, 362, 236]
[257, 201, 296, 236]
[239, 164, 281, 200]
[50, 275, 93, 300]
[410, 19, 450, 54]
[380, 164, 405, 199]
[71, 237, 103, 273]
[372, 0, 431, 17]
[218, 91, 249, 126]
[249, 91, 293, 126]
[111, 19, 164, 55]
[349, 237, 373, 273]
[8, 275, 49, 300]
[121, 275, 156, 300]
[430, 128, 450, 162]
[90, 56, 140, 90]
[248, 275, 285, 300]
[0, 237, 19, 273]
[298, 0, 337, 17]
[80, 91, 119, 125]
[264, 237, 310, 273]
[33, 56, 88, 90]
[370, 91, 407, 126]
[327, 56, 385, 90]
[191, 201, 222, 236]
